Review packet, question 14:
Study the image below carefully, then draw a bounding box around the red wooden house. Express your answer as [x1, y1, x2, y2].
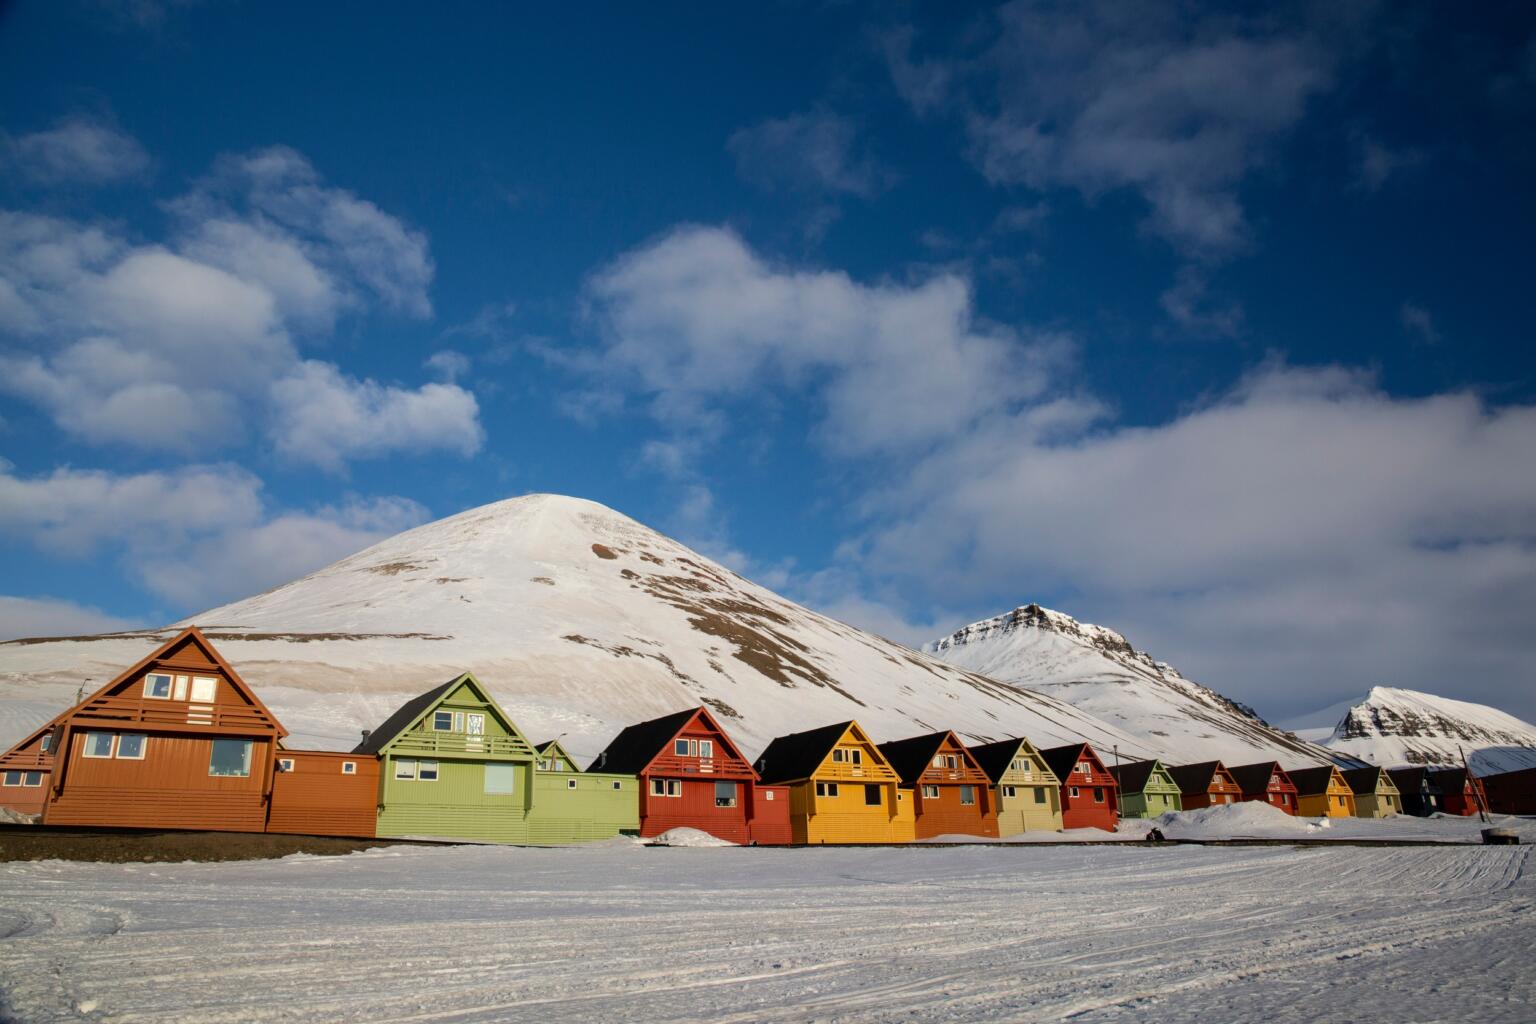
[0, 721, 60, 818]
[590, 706, 789, 844]
[1481, 767, 1536, 815]
[1040, 743, 1119, 831]
[1428, 768, 1487, 817]
[1169, 761, 1245, 810]
[1228, 761, 1299, 814]
[877, 731, 999, 839]
[43, 626, 287, 832]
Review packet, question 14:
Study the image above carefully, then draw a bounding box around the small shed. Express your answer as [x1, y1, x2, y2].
[1427, 768, 1487, 817]
[878, 731, 999, 840]
[1480, 766, 1536, 815]
[1290, 765, 1357, 818]
[1228, 761, 1299, 815]
[1341, 766, 1402, 818]
[268, 749, 380, 837]
[529, 738, 639, 843]
[1039, 743, 1119, 831]
[588, 706, 784, 844]
[968, 737, 1062, 835]
[1386, 767, 1445, 817]
[1167, 761, 1244, 810]
[754, 721, 910, 844]
[1109, 759, 1183, 819]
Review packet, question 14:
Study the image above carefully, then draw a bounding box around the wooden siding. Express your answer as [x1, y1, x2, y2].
[268, 750, 379, 837]
[892, 734, 999, 840]
[994, 783, 1062, 834]
[793, 724, 907, 844]
[375, 758, 535, 842]
[528, 771, 638, 843]
[46, 731, 272, 832]
[1295, 769, 1357, 818]
[640, 777, 751, 842]
[1056, 746, 1119, 831]
[0, 729, 54, 816]
[747, 785, 792, 845]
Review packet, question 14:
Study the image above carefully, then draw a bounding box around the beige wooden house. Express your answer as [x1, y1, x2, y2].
[968, 737, 1063, 835]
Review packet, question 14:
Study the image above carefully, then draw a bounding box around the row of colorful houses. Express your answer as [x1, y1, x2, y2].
[0, 627, 1514, 845]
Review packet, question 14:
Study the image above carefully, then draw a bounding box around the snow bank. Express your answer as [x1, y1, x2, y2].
[0, 807, 38, 825]
[647, 827, 736, 847]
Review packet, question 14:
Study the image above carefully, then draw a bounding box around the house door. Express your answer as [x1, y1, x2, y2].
[467, 714, 485, 752]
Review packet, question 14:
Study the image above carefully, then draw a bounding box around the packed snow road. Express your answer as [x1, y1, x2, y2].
[0, 841, 1530, 1023]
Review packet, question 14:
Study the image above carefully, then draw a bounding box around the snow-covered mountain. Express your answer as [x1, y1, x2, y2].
[1311, 686, 1536, 774]
[0, 495, 1172, 764]
[926, 604, 1338, 768]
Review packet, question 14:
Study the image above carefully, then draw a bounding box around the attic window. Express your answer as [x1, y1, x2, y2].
[675, 739, 689, 756]
[342, 762, 357, 775]
[945, 755, 959, 770]
[699, 740, 713, 759]
[40, 735, 51, 753]
[932, 756, 945, 768]
[1076, 761, 1091, 776]
[145, 673, 173, 699]
[190, 676, 217, 703]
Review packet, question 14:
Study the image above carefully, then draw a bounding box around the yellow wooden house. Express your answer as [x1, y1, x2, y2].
[1290, 765, 1358, 818]
[968, 736, 1063, 834]
[754, 721, 913, 844]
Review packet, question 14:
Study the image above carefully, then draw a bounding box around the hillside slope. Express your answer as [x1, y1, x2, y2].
[1313, 686, 1536, 774]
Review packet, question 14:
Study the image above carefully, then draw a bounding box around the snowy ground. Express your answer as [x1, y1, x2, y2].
[0, 837, 1532, 1023]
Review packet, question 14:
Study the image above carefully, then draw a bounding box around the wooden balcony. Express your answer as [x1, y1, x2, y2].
[72, 696, 276, 734]
[390, 733, 529, 758]
[0, 749, 53, 770]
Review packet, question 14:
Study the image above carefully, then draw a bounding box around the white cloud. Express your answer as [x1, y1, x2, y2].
[585, 225, 1067, 457]
[727, 111, 893, 199]
[0, 148, 480, 468]
[0, 463, 428, 610]
[1160, 267, 1244, 336]
[2, 115, 151, 186]
[887, 4, 1332, 257]
[0, 596, 140, 642]
[424, 350, 471, 382]
[269, 361, 484, 472]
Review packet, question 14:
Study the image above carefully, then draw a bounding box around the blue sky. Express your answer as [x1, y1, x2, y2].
[2, 1, 1535, 720]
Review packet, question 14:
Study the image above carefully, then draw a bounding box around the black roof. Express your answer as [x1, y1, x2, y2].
[1167, 761, 1223, 795]
[1287, 765, 1341, 795]
[1342, 765, 1388, 794]
[877, 732, 953, 787]
[754, 721, 855, 785]
[969, 738, 1029, 784]
[588, 708, 700, 774]
[352, 677, 460, 755]
[1428, 767, 1475, 790]
[1387, 767, 1443, 794]
[1039, 743, 1090, 781]
[1109, 759, 1162, 794]
[1228, 761, 1286, 796]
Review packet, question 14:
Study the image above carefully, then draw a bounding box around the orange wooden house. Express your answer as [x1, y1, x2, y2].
[1168, 761, 1244, 810]
[1428, 768, 1488, 817]
[268, 749, 380, 837]
[754, 720, 912, 844]
[1040, 743, 1119, 831]
[0, 721, 59, 818]
[877, 731, 999, 839]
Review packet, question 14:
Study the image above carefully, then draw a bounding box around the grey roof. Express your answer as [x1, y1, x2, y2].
[351, 677, 460, 755]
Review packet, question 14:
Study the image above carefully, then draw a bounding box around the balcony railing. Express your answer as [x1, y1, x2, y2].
[73, 697, 274, 732]
[390, 733, 528, 757]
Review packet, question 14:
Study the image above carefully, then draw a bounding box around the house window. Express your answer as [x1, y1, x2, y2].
[277, 757, 295, 772]
[417, 760, 439, 781]
[23, 772, 41, 787]
[433, 711, 455, 731]
[190, 676, 218, 702]
[675, 738, 690, 756]
[1077, 761, 1091, 776]
[342, 762, 357, 775]
[395, 758, 418, 780]
[699, 740, 713, 759]
[208, 739, 252, 777]
[2, 771, 19, 786]
[1010, 759, 1022, 771]
[115, 734, 146, 760]
[960, 785, 976, 805]
[1003, 785, 1017, 798]
[1034, 788, 1046, 804]
[864, 784, 882, 806]
[1070, 786, 1080, 798]
[567, 778, 578, 790]
[832, 748, 844, 763]
[921, 784, 940, 798]
[40, 734, 51, 753]
[83, 732, 115, 759]
[650, 778, 682, 797]
[145, 673, 173, 699]
[1280, 793, 1289, 805]
[815, 781, 839, 798]
[932, 755, 945, 768]
[714, 781, 736, 807]
[945, 755, 959, 770]
[612, 780, 622, 790]
[483, 763, 515, 795]
[1336, 795, 1346, 807]
[1094, 788, 1105, 803]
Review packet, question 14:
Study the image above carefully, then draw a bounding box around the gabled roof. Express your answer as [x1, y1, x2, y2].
[1342, 765, 1397, 795]
[535, 739, 580, 771]
[969, 737, 1043, 785]
[1109, 759, 1167, 794]
[0, 720, 61, 767]
[1387, 767, 1443, 794]
[1288, 765, 1345, 796]
[1428, 767, 1480, 792]
[1229, 761, 1291, 796]
[754, 721, 857, 785]
[878, 731, 975, 787]
[353, 671, 532, 757]
[587, 706, 753, 776]
[67, 625, 286, 738]
[1040, 743, 1099, 782]
[1168, 761, 1228, 795]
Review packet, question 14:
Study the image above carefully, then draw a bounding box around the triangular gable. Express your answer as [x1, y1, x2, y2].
[811, 722, 898, 780]
[969, 737, 1059, 785]
[754, 720, 897, 784]
[65, 626, 286, 738]
[880, 730, 987, 787]
[0, 720, 60, 768]
[357, 671, 537, 760]
[1230, 761, 1295, 796]
[1041, 743, 1106, 781]
[592, 706, 756, 777]
[536, 739, 580, 772]
[1109, 759, 1160, 794]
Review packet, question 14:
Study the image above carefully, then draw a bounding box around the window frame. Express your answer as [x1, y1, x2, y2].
[417, 760, 439, 782]
[433, 710, 455, 732]
[144, 673, 174, 699]
[863, 783, 882, 806]
[1, 771, 19, 787]
[189, 676, 218, 703]
[1002, 785, 1017, 798]
[22, 771, 42, 787]
[1069, 785, 1080, 799]
[83, 731, 115, 759]
[815, 781, 839, 798]
[674, 738, 690, 757]
[341, 761, 357, 775]
[960, 785, 976, 805]
[395, 758, 418, 780]
[207, 738, 253, 778]
[116, 734, 147, 761]
[567, 777, 578, 789]
[611, 780, 622, 791]
[714, 780, 736, 807]
[921, 784, 940, 799]
[277, 757, 296, 773]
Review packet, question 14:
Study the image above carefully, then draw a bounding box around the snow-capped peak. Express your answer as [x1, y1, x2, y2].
[1315, 686, 1536, 773]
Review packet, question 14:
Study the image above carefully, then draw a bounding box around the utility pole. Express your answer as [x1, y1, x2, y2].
[1459, 745, 1490, 823]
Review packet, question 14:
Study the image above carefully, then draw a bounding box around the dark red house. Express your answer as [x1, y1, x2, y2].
[877, 730, 999, 839]
[590, 706, 789, 844]
[1481, 767, 1536, 815]
[1429, 768, 1487, 817]
[1040, 743, 1119, 831]
[1228, 761, 1299, 814]
[1168, 761, 1245, 810]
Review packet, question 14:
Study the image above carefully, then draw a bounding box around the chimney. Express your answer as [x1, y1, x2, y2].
[361, 729, 371, 743]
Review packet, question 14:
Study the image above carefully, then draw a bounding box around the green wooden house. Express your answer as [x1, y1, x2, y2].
[1108, 759, 1184, 819]
[355, 673, 636, 844]
[530, 738, 639, 843]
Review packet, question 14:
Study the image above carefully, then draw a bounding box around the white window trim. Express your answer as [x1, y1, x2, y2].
[1003, 785, 1017, 798]
[83, 732, 115, 759]
[1070, 785, 1080, 798]
[921, 784, 940, 798]
[144, 673, 174, 700]
[277, 757, 296, 772]
[342, 761, 357, 775]
[395, 758, 418, 780]
[567, 778, 578, 789]
[1, 771, 19, 786]
[116, 734, 147, 761]
[433, 711, 454, 731]
[23, 771, 42, 787]
[190, 676, 218, 703]
[611, 780, 622, 790]
[417, 759, 439, 782]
